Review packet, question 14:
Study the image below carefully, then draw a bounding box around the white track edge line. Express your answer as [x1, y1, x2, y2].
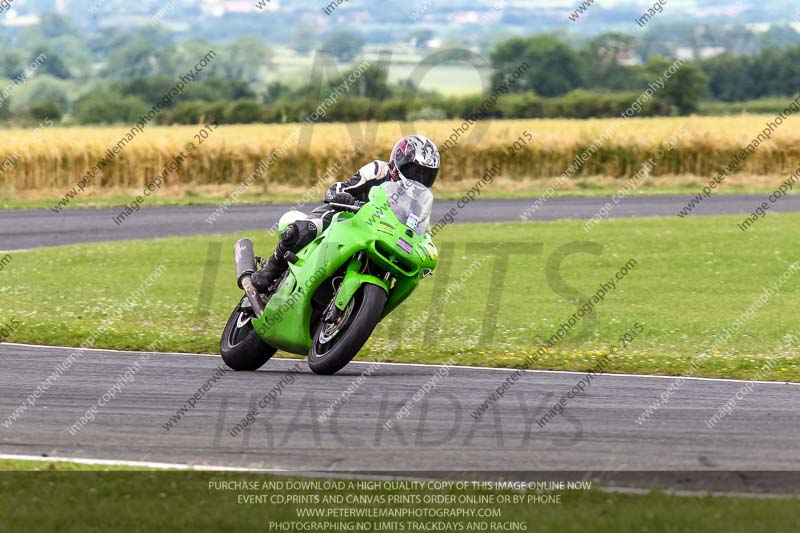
[0, 453, 268, 472]
[1, 341, 797, 386]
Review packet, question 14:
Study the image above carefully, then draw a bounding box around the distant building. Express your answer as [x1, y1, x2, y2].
[699, 46, 725, 59]
[226, 1, 278, 13]
[1, 11, 40, 27]
[618, 51, 640, 66]
[450, 11, 489, 24]
[202, 0, 280, 16]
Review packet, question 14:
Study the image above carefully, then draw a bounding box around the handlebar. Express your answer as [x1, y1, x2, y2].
[328, 201, 365, 213]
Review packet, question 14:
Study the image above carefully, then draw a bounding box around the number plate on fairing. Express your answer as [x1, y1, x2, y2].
[397, 238, 413, 254]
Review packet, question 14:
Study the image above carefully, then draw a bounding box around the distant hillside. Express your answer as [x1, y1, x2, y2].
[3, 0, 799, 45]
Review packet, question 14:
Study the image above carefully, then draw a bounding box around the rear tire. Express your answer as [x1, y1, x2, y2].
[220, 300, 277, 371]
[308, 284, 387, 375]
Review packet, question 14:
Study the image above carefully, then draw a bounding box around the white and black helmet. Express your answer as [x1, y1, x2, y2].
[389, 134, 440, 188]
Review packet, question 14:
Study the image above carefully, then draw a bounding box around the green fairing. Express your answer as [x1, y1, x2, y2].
[251, 185, 438, 354]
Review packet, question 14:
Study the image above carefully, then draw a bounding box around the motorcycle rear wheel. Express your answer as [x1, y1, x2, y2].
[308, 284, 386, 375]
[220, 299, 278, 371]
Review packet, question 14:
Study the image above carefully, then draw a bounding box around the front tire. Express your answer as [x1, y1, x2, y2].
[221, 300, 277, 371]
[308, 284, 387, 375]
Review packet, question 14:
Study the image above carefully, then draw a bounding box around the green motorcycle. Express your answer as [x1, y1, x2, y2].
[221, 180, 439, 375]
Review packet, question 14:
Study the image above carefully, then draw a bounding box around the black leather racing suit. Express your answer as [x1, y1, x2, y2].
[251, 160, 392, 291]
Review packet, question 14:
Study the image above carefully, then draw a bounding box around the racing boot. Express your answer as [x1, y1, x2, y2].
[252, 220, 318, 292]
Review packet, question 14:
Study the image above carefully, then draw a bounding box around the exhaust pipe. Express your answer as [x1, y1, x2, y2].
[234, 238, 265, 318]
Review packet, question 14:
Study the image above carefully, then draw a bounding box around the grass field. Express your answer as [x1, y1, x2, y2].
[0, 173, 789, 210]
[0, 214, 798, 380]
[270, 45, 488, 96]
[1, 459, 798, 532]
[2, 116, 800, 209]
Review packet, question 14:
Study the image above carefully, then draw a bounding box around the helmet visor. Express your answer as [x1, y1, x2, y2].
[399, 162, 438, 188]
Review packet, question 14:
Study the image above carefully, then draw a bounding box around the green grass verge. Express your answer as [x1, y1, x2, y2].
[0, 459, 148, 471]
[0, 460, 798, 532]
[1, 214, 798, 380]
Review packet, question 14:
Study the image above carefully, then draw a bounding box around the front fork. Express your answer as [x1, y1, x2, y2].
[331, 255, 389, 316]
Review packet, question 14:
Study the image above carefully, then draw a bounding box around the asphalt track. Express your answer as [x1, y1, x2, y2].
[1, 344, 799, 492]
[3, 194, 800, 250]
[2, 194, 800, 491]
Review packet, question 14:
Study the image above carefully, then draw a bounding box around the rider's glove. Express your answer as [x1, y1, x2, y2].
[330, 192, 356, 205]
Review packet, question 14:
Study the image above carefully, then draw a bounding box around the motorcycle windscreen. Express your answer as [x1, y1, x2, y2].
[381, 179, 434, 235]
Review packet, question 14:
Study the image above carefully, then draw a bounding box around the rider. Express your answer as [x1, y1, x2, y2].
[252, 134, 441, 292]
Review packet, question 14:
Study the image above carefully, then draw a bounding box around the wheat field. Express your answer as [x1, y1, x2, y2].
[1, 117, 799, 194]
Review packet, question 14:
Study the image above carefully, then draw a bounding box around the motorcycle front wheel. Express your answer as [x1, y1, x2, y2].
[220, 299, 278, 371]
[308, 284, 387, 375]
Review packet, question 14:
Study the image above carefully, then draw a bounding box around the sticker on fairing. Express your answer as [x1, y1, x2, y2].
[424, 242, 438, 260]
[406, 213, 420, 229]
[397, 238, 413, 254]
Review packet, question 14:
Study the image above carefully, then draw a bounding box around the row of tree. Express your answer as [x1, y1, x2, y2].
[65, 66, 681, 125]
[119, 90, 675, 125]
[4, 28, 800, 124]
[490, 34, 800, 104]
